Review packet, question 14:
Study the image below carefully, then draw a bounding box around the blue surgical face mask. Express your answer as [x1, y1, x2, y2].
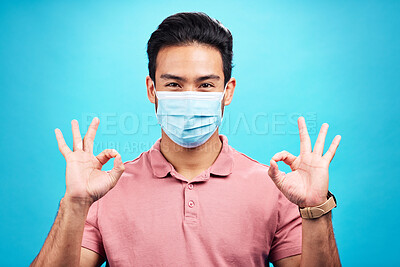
[153, 82, 227, 148]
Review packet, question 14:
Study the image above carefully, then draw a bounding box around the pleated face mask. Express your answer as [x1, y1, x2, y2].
[153, 82, 226, 148]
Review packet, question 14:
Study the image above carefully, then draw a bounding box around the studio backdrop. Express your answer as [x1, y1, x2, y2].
[0, 0, 399, 266]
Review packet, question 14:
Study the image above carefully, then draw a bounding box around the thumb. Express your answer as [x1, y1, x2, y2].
[107, 153, 125, 187]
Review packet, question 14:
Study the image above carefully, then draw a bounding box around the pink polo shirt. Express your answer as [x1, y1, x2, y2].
[81, 135, 302, 266]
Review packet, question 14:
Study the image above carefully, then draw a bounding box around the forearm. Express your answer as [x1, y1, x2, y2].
[31, 196, 92, 267]
[300, 212, 341, 267]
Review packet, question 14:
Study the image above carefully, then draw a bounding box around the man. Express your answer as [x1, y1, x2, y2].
[31, 12, 342, 266]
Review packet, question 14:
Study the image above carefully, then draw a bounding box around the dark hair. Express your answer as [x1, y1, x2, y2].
[147, 12, 233, 86]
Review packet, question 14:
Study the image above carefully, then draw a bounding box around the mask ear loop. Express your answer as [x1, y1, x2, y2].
[152, 81, 159, 99]
[220, 83, 228, 123]
[221, 83, 228, 101]
[152, 81, 161, 117]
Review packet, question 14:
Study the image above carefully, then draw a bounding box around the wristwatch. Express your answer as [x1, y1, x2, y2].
[299, 191, 337, 219]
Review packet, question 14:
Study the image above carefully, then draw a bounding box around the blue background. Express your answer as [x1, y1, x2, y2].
[1, 0, 399, 266]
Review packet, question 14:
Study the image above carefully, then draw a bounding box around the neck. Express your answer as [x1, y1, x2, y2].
[160, 130, 223, 181]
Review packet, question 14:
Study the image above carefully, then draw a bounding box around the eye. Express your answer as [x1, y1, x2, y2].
[200, 83, 214, 88]
[166, 82, 181, 88]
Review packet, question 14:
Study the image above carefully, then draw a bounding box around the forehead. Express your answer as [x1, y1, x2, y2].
[155, 44, 223, 78]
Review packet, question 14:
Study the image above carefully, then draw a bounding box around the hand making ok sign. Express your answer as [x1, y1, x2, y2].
[55, 118, 125, 204]
[268, 117, 341, 207]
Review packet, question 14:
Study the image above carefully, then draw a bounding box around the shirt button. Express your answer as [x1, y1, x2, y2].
[188, 184, 194, 190]
[188, 200, 195, 208]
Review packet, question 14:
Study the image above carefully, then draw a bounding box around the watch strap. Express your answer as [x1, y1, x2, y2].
[299, 191, 337, 219]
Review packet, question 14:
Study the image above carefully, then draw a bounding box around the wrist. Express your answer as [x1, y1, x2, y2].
[62, 194, 93, 210]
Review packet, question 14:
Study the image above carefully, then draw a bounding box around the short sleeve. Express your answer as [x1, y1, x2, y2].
[268, 191, 302, 263]
[81, 200, 106, 259]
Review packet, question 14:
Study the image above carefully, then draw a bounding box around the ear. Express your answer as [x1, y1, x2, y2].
[223, 77, 236, 106]
[146, 76, 156, 104]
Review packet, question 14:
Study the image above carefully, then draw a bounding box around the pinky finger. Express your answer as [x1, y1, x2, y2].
[323, 135, 342, 163]
[55, 128, 72, 158]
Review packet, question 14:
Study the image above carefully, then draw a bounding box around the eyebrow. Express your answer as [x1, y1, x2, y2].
[160, 74, 220, 82]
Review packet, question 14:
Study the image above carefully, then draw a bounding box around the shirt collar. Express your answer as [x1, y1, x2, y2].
[148, 134, 234, 178]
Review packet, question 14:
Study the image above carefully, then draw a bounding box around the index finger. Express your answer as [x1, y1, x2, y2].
[298, 116, 312, 154]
